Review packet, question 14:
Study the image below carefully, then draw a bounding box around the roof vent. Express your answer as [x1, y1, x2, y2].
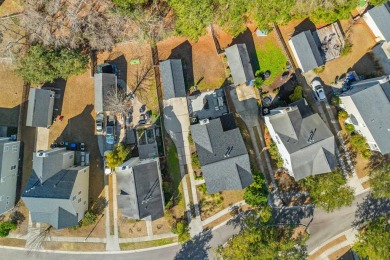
[224, 146, 234, 157]
[200, 119, 209, 125]
[307, 128, 317, 143]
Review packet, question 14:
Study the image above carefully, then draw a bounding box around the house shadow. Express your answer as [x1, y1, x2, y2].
[42, 78, 67, 119]
[0, 105, 19, 127]
[53, 104, 104, 204]
[292, 18, 317, 37]
[230, 28, 260, 74]
[351, 52, 384, 79]
[174, 229, 213, 260]
[168, 40, 194, 91]
[107, 54, 128, 89]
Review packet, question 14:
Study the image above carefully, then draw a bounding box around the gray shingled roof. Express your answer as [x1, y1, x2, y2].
[342, 80, 390, 154]
[26, 88, 55, 128]
[267, 107, 336, 180]
[289, 31, 324, 72]
[225, 44, 255, 85]
[94, 73, 117, 113]
[116, 159, 164, 220]
[367, 3, 390, 42]
[22, 169, 78, 199]
[22, 148, 88, 229]
[160, 59, 186, 100]
[190, 113, 253, 193]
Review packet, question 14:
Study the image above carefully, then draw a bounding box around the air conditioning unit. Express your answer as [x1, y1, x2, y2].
[37, 152, 48, 157]
[200, 119, 209, 125]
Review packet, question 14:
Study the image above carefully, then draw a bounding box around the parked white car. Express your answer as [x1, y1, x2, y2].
[311, 80, 326, 101]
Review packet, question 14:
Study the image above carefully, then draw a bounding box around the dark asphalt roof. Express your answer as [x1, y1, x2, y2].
[267, 107, 336, 180]
[160, 59, 186, 100]
[30, 207, 79, 229]
[22, 169, 78, 199]
[117, 159, 164, 220]
[366, 3, 390, 41]
[26, 88, 54, 127]
[225, 44, 255, 85]
[289, 31, 324, 72]
[190, 113, 253, 193]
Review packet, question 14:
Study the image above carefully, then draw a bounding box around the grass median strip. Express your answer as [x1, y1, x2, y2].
[120, 237, 177, 250]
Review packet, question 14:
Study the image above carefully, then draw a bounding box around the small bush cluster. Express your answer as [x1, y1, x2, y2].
[269, 141, 284, 168]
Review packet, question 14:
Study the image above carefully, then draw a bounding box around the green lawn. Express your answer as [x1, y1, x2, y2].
[166, 140, 186, 216]
[256, 41, 287, 84]
[167, 141, 182, 186]
[120, 238, 177, 250]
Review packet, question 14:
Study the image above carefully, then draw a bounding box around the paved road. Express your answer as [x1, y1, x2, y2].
[303, 191, 390, 253]
[0, 221, 240, 260]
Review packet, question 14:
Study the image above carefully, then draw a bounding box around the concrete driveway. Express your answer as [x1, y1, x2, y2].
[163, 98, 189, 155]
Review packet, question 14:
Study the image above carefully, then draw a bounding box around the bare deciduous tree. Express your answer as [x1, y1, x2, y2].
[21, 0, 130, 50]
[128, 62, 154, 101]
[105, 86, 131, 115]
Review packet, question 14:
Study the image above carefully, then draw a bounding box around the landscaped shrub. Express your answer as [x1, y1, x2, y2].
[330, 96, 341, 106]
[338, 110, 348, 121]
[191, 152, 201, 169]
[362, 149, 372, 159]
[0, 221, 17, 237]
[289, 86, 303, 102]
[341, 40, 353, 57]
[79, 211, 97, 227]
[269, 141, 283, 168]
[345, 124, 355, 133]
[171, 220, 190, 243]
[350, 134, 369, 155]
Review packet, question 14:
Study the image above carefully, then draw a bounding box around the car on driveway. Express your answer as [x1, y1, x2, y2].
[106, 126, 115, 144]
[139, 104, 146, 113]
[138, 114, 146, 125]
[96, 113, 104, 133]
[311, 80, 326, 101]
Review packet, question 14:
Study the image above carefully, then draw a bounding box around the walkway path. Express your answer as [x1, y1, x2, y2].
[162, 98, 202, 236]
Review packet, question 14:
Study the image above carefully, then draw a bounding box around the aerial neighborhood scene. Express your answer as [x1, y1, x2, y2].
[1, 0, 390, 259]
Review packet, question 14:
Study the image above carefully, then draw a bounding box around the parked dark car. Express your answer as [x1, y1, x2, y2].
[139, 105, 146, 113]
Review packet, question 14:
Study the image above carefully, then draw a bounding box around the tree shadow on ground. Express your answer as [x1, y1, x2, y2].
[292, 18, 316, 37]
[168, 40, 194, 90]
[272, 205, 314, 225]
[226, 207, 255, 230]
[174, 229, 213, 260]
[352, 194, 390, 228]
[366, 152, 389, 171]
[90, 196, 108, 215]
[231, 28, 260, 74]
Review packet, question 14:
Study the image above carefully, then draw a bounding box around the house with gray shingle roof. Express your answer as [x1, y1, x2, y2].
[0, 137, 20, 215]
[289, 31, 324, 72]
[190, 113, 253, 194]
[264, 100, 337, 180]
[115, 157, 164, 220]
[26, 88, 55, 128]
[340, 75, 390, 154]
[22, 148, 89, 229]
[364, 3, 390, 42]
[225, 44, 255, 86]
[160, 59, 186, 100]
